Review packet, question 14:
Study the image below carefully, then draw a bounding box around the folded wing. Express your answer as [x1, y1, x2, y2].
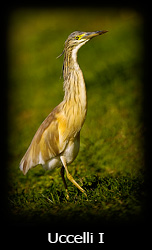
[19, 102, 68, 175]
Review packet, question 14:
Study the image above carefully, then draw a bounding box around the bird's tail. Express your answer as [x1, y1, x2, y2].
[19, 153, 29, 175]
[19, 147, 33, 175]
[19, 140, 42, 175]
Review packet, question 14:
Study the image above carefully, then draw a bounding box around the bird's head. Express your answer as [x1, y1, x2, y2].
[57, 30, 108, 58]
[65, 30, 108, 49]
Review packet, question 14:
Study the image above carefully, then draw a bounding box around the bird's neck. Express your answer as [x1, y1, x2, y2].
[63, 46, 87, 112]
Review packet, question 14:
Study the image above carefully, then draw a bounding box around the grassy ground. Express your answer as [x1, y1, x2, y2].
[7, 8, 145, 225]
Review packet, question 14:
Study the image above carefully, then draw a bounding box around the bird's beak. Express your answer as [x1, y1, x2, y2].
[83, 30, 108, 40]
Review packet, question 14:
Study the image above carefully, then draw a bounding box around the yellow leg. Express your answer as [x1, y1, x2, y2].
[60, 156, 87, 197]
[60, 166, 69, 199]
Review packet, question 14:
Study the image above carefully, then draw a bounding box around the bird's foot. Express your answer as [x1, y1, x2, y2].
[65, 189, 70, 200]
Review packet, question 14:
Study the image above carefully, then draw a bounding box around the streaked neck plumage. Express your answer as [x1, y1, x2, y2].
[63, 43, 87, 113]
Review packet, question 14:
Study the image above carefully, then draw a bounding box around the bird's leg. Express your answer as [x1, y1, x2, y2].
[60, 166, 69, 199]
[60, 156, 87, 197]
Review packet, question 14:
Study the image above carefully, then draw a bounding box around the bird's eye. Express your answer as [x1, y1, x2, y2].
[75, 36, 80, 40]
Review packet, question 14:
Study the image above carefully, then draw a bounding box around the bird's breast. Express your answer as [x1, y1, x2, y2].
[63, 99, 87, 137]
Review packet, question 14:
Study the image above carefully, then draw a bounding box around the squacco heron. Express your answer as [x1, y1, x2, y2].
[20, 30, 108, 197]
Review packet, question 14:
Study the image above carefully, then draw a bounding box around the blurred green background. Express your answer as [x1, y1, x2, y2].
[7, 8, 145, 224]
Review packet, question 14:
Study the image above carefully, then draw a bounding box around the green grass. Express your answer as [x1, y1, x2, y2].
[7, 8, 145, 225]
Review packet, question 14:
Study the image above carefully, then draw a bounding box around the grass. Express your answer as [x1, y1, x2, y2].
[7, 8, 145, 226]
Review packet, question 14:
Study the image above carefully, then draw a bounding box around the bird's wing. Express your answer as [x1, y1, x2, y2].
[19, 102, 69, 175]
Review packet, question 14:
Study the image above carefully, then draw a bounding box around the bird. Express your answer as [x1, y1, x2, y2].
[19, 30, 108, 197]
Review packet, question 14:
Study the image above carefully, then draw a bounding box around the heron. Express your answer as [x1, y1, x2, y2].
[19, 30, 108, 197]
